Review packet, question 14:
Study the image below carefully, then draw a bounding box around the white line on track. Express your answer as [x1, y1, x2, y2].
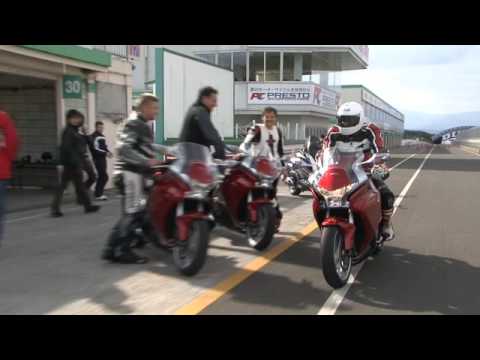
[459, 146, 480, 157]
[317, 147, 434, 315]
[389, 153, 417, 170]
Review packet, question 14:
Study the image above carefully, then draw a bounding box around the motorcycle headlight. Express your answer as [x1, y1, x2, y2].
[186, 180, 212, 199]
[185, 190, 208, 200]
[318, 185, 353, 207]
[324, 196, 345, 208]
[256, 178, 273, 188]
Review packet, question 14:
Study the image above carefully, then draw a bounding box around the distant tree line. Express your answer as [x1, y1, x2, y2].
[403, 130, 434, 143]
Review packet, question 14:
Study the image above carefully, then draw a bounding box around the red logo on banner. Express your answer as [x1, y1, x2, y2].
[250, 92, 266, 100]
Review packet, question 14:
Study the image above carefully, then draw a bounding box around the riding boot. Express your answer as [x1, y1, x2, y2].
[275, 204, 283, 233]
[381, 209, 395, 241]
[102, 213, 148, 264]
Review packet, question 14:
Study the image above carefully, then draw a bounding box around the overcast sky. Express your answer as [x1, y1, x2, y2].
[341, 45, 480, 115]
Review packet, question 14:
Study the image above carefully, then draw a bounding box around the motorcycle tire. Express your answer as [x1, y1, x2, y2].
[371, 243, 383, 256]
[320, 227, 352, 289]
[247, 204, 276, 251]
[289, 185, 301, 196]
[173, 220, 210, 276]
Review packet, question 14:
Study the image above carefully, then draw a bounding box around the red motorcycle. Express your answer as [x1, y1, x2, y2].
[309, 147, 390, 289]
[212, 148, 283, 251]
[145, 142, 220, 276]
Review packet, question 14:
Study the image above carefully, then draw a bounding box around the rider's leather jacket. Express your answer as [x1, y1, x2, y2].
[324, 123, 384, 156]
[115, 112, 166, 174]
[240, 124, 284, 162]
[322, 122, 386, 173]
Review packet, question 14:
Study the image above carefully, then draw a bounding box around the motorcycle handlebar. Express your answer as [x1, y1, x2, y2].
[360, 153, 390, 166]
[214, 159, 240, 167]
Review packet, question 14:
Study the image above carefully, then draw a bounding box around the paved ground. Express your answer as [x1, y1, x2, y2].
[1, 144, 477, 315]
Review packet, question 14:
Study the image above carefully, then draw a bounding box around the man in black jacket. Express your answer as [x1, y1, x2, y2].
[74, 123, 97, 205]
[51, 110, 100, 217]
[179, 86, 227, 160]
[90, 121, 113, 200]
[102, 95, 165, 264]
[80, 124, 97, 192]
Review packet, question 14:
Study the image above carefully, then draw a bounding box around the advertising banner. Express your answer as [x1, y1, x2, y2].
[247, 83, 339, 111]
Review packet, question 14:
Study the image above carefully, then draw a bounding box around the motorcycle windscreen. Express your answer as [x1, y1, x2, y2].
[318, 148, 367, 191]
[242, 146, 281, 178]
[170, 142, 219, 185]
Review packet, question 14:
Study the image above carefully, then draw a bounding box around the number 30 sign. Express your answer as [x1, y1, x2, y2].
[63, 76, 83, 99]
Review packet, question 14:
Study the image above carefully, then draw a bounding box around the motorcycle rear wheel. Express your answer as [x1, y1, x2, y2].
[320, 227, 352, 289]
[247, 204, 276, 251]
[173, 220, 210, 276]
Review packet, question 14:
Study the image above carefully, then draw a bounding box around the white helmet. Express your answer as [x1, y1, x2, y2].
[336, 101, 365, 136]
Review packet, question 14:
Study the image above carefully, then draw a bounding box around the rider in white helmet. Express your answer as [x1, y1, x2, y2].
[323, 101, 395, 241]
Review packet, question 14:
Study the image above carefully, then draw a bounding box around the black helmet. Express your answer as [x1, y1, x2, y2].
[305, 136, 321, 158]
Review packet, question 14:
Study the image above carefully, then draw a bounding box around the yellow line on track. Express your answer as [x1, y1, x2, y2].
[174, 221, 319, 315]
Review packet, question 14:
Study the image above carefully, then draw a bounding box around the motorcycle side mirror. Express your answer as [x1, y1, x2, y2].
[224, 159, 239, 167]
[214, 159, 239, 167]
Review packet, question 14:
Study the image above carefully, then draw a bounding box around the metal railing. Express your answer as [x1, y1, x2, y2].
[93, 45, 128, 58]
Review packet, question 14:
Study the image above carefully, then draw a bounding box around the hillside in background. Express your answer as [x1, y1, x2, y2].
[404, 111, 480, 134]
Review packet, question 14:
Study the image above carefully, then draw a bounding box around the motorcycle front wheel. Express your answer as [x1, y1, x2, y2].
[320, 227, 352, 289]
[173, 220, 210, 276]
[247, 204, 276, 251]
[289, 185, 301, 196]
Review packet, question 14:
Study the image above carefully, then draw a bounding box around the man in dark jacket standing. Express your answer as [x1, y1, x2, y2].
[0, 110, 19, 245]
[51, 110, 100, 217]
[179, 86, 227, 160]
[79, 123, 97, 193]
[90, 121, 113, 200]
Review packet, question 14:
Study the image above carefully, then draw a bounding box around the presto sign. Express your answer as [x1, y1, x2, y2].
[248, 83, 339, 110]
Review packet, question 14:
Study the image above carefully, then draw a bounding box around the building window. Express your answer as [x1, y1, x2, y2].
[283, 53, 313, 81]
[283, 53, 296, 81]
[265, 52, 280, 81]
[233, 52, 247, 81]
[249, 52, 265, 82]
[365, 103, 371, 119]
[198, 53, 216, 64]
[218, 53, 232, 70]
[301, 53, 313, 81]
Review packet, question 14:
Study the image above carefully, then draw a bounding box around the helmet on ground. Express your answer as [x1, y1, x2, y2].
[336, 101, 365, 136]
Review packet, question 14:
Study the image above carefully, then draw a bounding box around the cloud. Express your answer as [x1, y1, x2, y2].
[367, 45, 474, 68]
[342, 45, 480, 114]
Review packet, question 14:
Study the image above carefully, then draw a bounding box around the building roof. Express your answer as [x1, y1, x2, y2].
[19, 45, 112, 67]
[341, 84, 404, 119]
